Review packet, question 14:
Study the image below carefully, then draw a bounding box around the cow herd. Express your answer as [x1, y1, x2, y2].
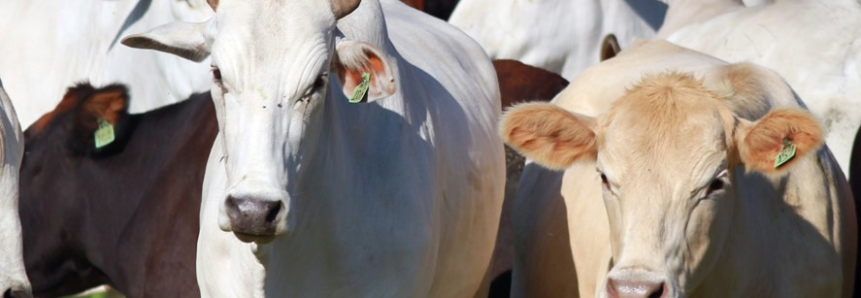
[0, 0, 859, 298]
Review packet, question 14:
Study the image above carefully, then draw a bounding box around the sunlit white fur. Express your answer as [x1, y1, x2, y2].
[0, 0, 213, 126]
[448, 0, 663, 79]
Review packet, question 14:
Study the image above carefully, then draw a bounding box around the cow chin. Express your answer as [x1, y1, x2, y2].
[217, 185, 292, 243]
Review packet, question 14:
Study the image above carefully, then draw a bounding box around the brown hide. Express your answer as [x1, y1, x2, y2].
[19, 84, 216, 298]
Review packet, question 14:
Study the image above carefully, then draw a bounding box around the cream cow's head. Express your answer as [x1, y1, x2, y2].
[122, 0, 397, 242]
[501, 66, 823, 298]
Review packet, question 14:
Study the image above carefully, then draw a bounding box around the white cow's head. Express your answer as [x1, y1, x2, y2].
[501, 68, 823, 298]
[121, 0, 396, 242]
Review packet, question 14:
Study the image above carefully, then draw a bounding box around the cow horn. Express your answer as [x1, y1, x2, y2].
[332, 0, 361, 19]
[207, 0, 218, 11]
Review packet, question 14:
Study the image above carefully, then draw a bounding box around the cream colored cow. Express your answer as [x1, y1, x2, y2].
[503, 41, 856, 298]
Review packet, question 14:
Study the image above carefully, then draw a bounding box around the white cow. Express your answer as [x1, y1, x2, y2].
[447, 0, 665, 79]
[122, 0, 505, 297]
[504, 41, 856, 298]
[0, 0, 213, 127]
[661, 0, 861, 176]
[0, 79, 31, 298]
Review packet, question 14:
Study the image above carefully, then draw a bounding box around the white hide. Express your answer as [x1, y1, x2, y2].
[0, 0, 212, 127]
[511, 41, 854, 298]
[665, 0, 861, 176]
[0, 79, 31, 298]
[127, 0, 505, 297]
[447, 0, 664, 80]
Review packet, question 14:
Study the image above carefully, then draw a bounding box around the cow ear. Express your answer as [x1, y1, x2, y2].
[500, 103, 598, 170]
[736, 108, 823, 173]
[121, 19, 214, 62]
[70, 84, 132, 156]
[600, 34, 621, 61]
[334, 41, 396, 103]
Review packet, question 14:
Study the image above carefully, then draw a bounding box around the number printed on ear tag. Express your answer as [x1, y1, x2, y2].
[773, 139, 796, 169]
[95, 118, 115, 149]
[349, 72, 371, 104]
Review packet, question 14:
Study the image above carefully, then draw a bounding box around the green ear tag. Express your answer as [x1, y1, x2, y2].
[773, 139, 796, 168]
[348, 72, 371, 104]
[94, 118, 115, 149]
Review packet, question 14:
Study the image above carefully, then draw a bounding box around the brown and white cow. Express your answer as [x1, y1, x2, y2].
[503, 40, 856, 298]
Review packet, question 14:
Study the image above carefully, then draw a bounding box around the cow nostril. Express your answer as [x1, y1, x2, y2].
[608, 278, 666, 298]
[225, 195, 284, 236]
[3, 289, 11, 298]
[265, 202, 281, 223]
[647, 283, 665, 298]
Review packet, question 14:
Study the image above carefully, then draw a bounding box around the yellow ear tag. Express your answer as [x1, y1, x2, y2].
[94, 118, 116, 149]
[348, 72, 371, 104]
[773, 139, 796, 168]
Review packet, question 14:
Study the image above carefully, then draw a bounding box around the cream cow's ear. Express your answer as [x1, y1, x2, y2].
[333, 41, 396, 103]
[500, 103, 598, 170]
[121, 19, 215, 62]
[736, 108, 823, 173]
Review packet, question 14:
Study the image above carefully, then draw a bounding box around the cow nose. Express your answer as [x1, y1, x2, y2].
[225, 195, 284, 236]
[607, 278, 667, 298]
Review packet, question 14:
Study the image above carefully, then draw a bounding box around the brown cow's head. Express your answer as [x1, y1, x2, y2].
[27, 83, 131, 157]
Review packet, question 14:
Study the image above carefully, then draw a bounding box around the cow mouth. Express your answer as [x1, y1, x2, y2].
[233, 231, 277, 244]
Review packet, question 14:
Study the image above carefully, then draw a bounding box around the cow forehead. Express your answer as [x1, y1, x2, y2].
[217, 0, 335, 31]
[211, 0, 335, 93]
[599, 73, 729, 183]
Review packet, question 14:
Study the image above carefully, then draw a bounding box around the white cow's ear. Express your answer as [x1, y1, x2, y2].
[736, 108, 823, 173]
[500, 103, 598, 170]
[121, 19, 214, 62]
[334, 41, 396, 103]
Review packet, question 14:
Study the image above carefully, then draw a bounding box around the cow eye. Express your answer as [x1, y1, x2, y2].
[706, 177, 726, 197]
[303, 72, 329, 97]
[313, 74, 327, 91]
[599, 173, 610, 189]
[302, 74, 328, 99]
[211, 66, 222, 82]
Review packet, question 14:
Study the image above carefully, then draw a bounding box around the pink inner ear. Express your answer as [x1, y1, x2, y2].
[340, 70, 362, 95]
[337, 51, 394, 101]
